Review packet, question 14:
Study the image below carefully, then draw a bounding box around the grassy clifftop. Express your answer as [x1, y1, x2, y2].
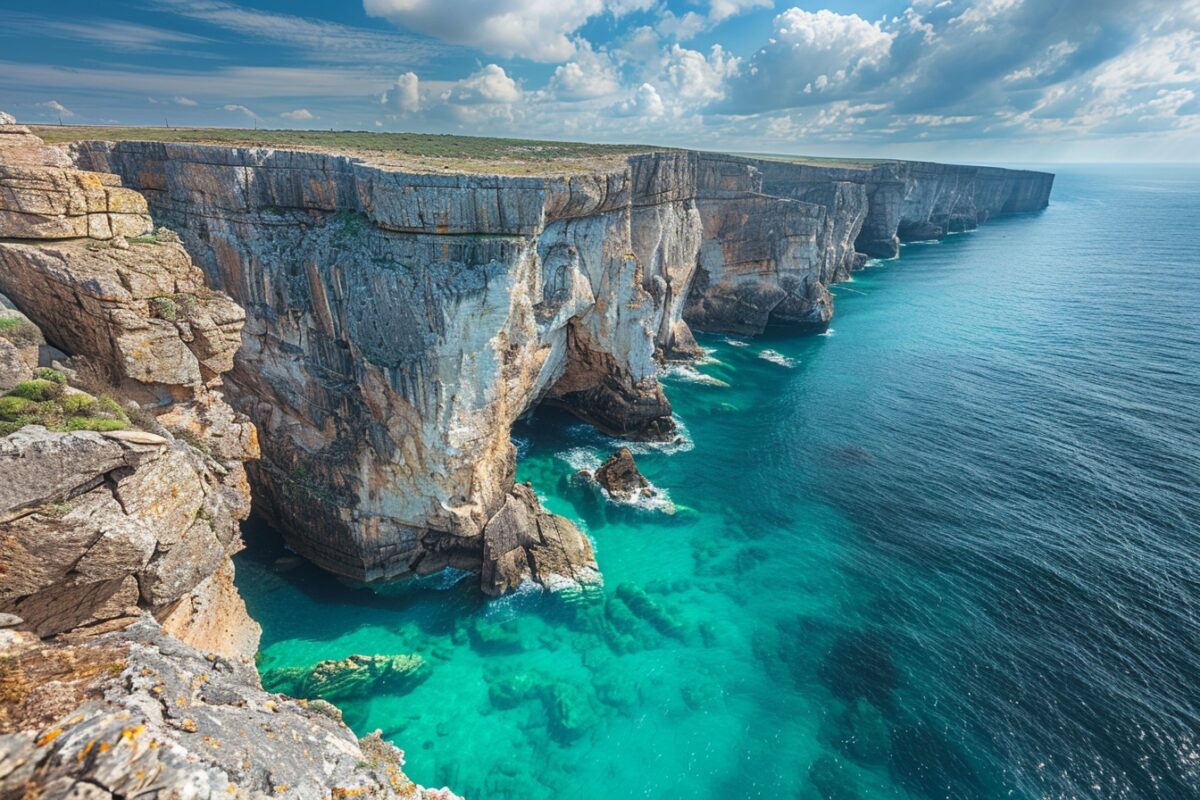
[31, 125, 668, 175]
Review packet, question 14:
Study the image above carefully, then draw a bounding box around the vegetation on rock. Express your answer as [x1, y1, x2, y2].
[0, 373, 128, 436]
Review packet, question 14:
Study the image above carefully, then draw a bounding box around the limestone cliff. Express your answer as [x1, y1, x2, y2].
[72, 139, 1051, 589]
[0, 117, 455, 800]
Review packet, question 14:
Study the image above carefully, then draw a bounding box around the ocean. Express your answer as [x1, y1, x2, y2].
[236, 164, 1200, 799]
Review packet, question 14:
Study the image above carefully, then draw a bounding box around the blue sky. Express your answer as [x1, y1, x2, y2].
[1, 0, 1196, 161]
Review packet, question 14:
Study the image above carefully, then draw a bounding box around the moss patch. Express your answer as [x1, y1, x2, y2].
[0, 381, 129, 437]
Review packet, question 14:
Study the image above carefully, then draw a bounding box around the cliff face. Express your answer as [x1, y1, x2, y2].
[0, 117, 455, 800]
[757, 158, 1055, 258]
[73, 140, 1051, 588]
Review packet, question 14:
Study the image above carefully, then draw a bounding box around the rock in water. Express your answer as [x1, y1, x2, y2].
[264, 654, 430, 701]
[595, 447, 652, 500]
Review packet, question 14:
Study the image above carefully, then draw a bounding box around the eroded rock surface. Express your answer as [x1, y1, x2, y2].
[0, 117, 454, 800]
[69, 137, 1052, 591]
[594, 447, 651, 501]
[0, 622, 460, 800]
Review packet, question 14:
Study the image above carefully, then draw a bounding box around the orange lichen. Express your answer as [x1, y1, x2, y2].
[37, 728, 63, 747]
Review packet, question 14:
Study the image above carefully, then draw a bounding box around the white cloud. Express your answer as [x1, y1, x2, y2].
[657, 11, 708, 41]
[173, 95, 198, 106]
[280, 108, 315, 120]
[35, 100, 74, 117]
[708, 0, 772, 23]
[665, 44, 739, 103]
[383, 72, 422, 112]
[222, 103, 258, 119]
[363, 0, 651, 62]
[614, 83, 665, 117]
[5, 13, 211, 54]
[549, 43, 621, 100]
[721, 8, 896, 112]
[445, 64, 521, 105]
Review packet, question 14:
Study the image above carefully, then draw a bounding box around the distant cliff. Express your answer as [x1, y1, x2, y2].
[72, 140, 1051, 590]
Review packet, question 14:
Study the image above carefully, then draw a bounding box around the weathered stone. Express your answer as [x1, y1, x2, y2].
[480, 483, 601, 596]
[594, 447, 651, 500]
[70, 139, 1051, 593]
[0, 621, 460, 800]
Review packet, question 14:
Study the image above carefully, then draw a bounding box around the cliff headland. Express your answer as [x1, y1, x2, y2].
[0, 114, 1051, 798]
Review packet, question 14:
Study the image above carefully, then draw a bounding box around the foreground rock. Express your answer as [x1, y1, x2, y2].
[0, 118, 258, 656]
[594, 447, 652, 501]
[0, 621, 460, 800]
[0, 115, 455, 800]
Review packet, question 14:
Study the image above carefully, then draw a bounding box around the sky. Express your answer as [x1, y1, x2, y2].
[0, 0, 1197, 162]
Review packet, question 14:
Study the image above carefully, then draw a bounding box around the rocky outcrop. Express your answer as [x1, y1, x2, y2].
[480, 482, 601, 596]
[69, 136, 1052, 591]
[0, 117, 454, 800]
[0, 621, 459, 800]
[0, 120, 259, 656]
[594, 447, 651, 501]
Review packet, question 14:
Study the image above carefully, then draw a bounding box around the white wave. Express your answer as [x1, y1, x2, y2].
[819, 328, 836, 338]
[663, 363, 730, 387]
[558, 446, 602, 474]
[511, 435, 531, 459]
[721, 336, 750, 347]
[758, 349, 797, 367]
[602, 482, 676, 514]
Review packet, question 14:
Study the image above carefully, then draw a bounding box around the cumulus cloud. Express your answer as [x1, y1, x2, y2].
[613, 83, 665, 117]
[221, 103, 258, 119]
[549, 43, 622, 100]
[36, 100, 74, 117]
[363, 0, 650, 62]
[445, 64, 521, 105]
[382, 72, 421, 112]
[722, 8, 894, 112]
[280, 108, 315, 120]
[665, 44, 739, 103]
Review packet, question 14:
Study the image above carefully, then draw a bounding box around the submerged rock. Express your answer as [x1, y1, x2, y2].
[263, 653, 430, 702]
[594, 447, 652, 500]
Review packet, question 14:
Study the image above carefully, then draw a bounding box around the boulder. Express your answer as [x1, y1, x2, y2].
[594, 447, 652, 500]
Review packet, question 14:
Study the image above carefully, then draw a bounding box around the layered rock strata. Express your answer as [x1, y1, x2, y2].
[0, 117, 454, 800]
[0, 119, 258, 654]
[72, 139, 1051, 587]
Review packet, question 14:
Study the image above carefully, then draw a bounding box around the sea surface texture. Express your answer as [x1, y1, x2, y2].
[237, 165, 1200, 799]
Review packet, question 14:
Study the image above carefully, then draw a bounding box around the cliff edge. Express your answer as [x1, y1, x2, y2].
[0, 113, 457, 800]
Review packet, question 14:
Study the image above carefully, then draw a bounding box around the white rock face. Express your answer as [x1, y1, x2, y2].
[72, 140, 1053, 588]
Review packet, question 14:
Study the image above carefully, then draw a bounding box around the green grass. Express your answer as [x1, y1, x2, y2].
[0, 316, 41, 346]
[0, 378, 129, 437]
[32, 125, 667, 174]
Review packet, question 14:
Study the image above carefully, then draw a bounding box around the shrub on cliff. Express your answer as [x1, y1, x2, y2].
[0, 380, 129, 436]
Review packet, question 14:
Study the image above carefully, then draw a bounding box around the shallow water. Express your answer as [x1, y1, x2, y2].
[237, 165, 1200, 799]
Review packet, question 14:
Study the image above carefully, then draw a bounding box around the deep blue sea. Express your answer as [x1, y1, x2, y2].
[237, 164, 1200, 799]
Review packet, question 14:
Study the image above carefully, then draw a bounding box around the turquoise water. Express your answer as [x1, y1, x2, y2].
[236, 165, 1200, 799]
